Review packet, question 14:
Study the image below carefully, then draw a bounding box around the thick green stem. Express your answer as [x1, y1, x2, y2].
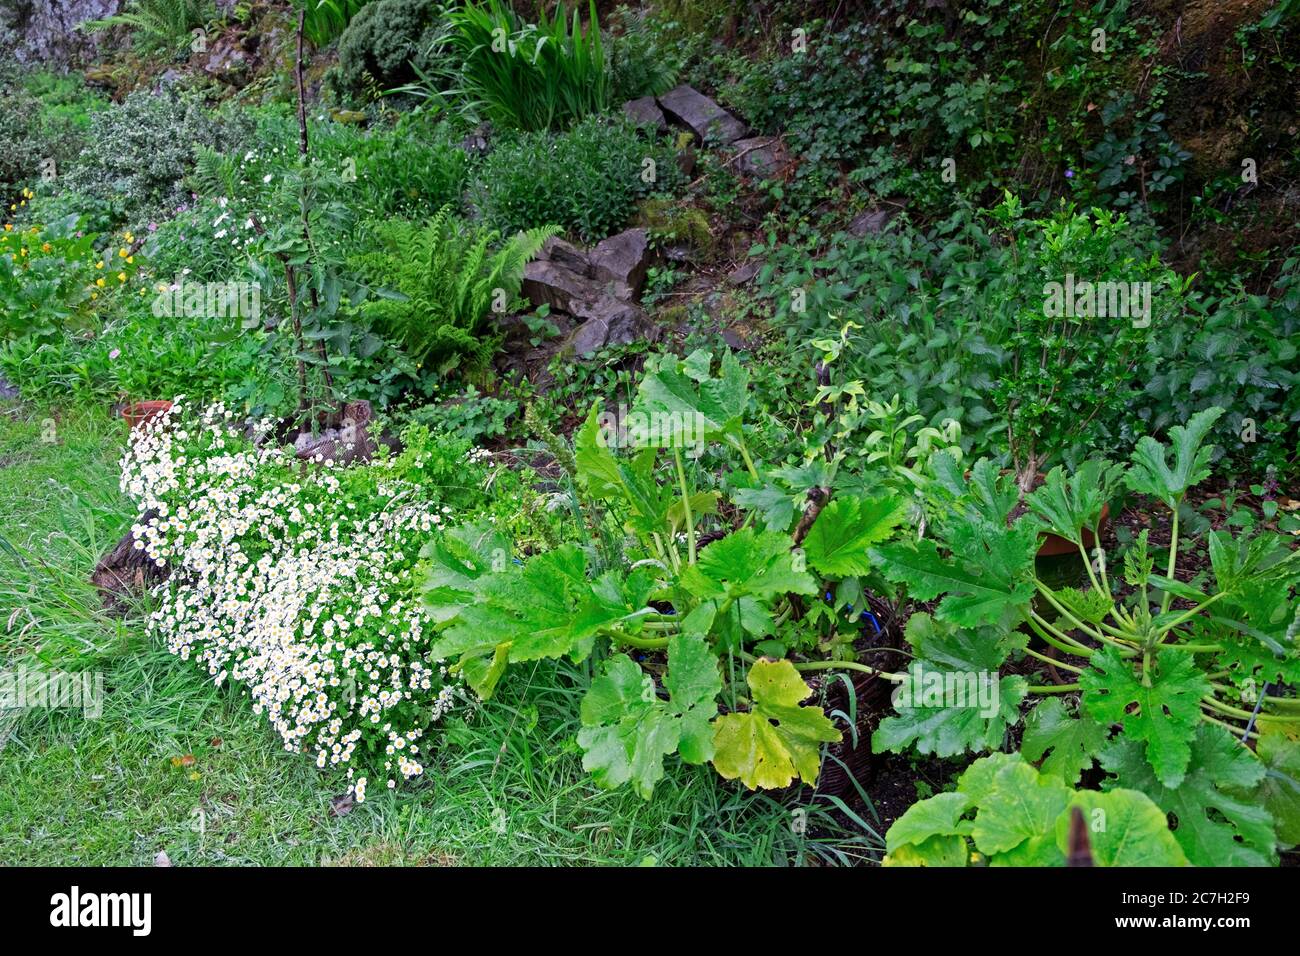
[1028, 683, 1081, 694]
[673, 448, 697, 565]
[792, 659, 905, 682]
[1023, 645, 1084, 674]
[1160, 507, 1179, 616]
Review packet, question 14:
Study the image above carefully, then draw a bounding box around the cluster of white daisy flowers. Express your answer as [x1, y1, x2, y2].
[120, 399, 465, 801]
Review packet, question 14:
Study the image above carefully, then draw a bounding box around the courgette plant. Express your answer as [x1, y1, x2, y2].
[871, 407, 1300, 865]
[422, 350, 908, 797]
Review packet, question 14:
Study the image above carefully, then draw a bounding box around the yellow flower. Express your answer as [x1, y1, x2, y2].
[117, 271, 126, 282]
[95, 261, 104, 269]
[96, 277, 105, 287]
[3, 224, 10, 232]
[8, 204, 14, 211]
[19, 248, 26, 257]
[91, 292, 98, 300]
[124, 232, 134, 243]
[41, 242, 51, 252]
[126, 255, 134, 264]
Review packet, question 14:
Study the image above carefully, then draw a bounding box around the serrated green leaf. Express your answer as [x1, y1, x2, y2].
[1257, 731, 1300, 846]
[1056, 790, 1189, 866]
[578, 633, 721, 798]
[1021, 698, 1107, 785]
[1102, 724, 1275, 866]
[680, 528, 818, 602]
[1126, 407, 1224, 507]
[1026, 459, 1122, 545]
[733, 481, 796, 531]
[874, 673, 1027, 758]
[885, 791, 972, 853]
[871, 520, 1037, 627]
[802, 495, 906, 577]
[1081, 646, 1209, 788]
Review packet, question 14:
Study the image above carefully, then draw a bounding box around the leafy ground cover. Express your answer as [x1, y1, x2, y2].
[0, 0, 1298, 868]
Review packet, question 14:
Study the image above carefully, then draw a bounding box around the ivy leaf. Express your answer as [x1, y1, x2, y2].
[1125, 406, 1223, 507]
[1021, 698, 1107, 785]
[1056, 790, 1189, 866]
[801, 495, 906, 577]
[710, 658, 841, 790]
[1257, 731, 1300, 846]
[1080, 646, 1209, 788]
[871, 520, 1037, 627]
[577, 634, 721, 798]
[1102, 724, 1275, 866]
[680, 528, 817, 602]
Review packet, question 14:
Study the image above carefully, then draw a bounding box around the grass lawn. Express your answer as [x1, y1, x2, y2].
[0, 403, 880, 866]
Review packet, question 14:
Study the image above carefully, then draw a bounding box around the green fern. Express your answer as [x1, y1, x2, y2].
[81, 0, 215, 55]
[351, 208, 559, 371]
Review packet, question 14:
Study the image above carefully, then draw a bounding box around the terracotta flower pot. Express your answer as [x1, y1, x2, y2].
[1036, 501, 1111, 558]
[1031, 469, 1111, 558]
[121, 400, 173, 431]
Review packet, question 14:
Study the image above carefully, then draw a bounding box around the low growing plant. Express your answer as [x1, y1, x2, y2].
[120, 400, 499, 799]
[422, 350, 914, 797]
[871, 407, 1300, 866]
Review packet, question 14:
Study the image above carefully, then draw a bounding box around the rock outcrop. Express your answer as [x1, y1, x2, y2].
[518, 228, 660, 358]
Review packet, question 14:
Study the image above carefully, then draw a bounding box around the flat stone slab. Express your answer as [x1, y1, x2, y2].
[731, 136, 792, 178]
[657, 84, 748, 145]
[623, 95, 667, 132]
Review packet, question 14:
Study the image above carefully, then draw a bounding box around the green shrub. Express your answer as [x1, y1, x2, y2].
[349, 207, 559, 372]
[475, 116, 682, 243]
[333, 0, 446, 99]
[61, 91, 247, 226]
[0, 72, 106, 201]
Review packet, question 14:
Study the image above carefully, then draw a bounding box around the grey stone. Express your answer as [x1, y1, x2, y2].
[730, 136, 792, 178]
[623, 96, 667, 132]
[590, 228, 652, 299]
[847, 206, 899, 237]
[726, 259, 763, 286]
[565, 299, 656, 355]
[1, 0, 121, 67]
[657, 84, 748, 145]
[522, 258, 596, 314]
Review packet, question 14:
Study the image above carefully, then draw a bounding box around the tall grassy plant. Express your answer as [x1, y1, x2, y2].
[448, 0, 610, 132]
[302, 0, 376, 48]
